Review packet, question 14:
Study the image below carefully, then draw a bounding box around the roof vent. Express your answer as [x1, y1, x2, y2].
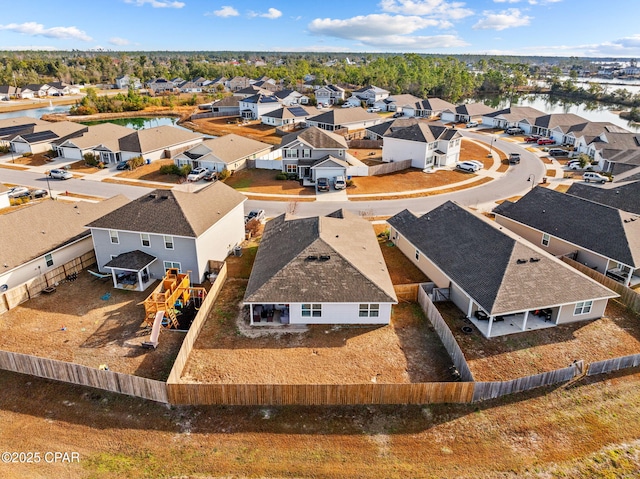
[306, 255, 318, 261]
[516, 259, 527, 264]
[160, 194, 169, 199]
[149, 193, 157, 199]
[529, 257, 540, 263]
[319, 255, 331, 261]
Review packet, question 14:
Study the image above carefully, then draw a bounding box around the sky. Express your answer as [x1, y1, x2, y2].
[0, 0, 639, 57]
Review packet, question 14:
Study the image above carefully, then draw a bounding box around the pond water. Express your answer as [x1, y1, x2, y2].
[475, 93, 640, 133]
[0, 104, 71, 120]
[80, 116, 185, 130]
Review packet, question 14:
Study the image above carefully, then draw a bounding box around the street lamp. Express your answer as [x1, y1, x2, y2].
[527, 174, 536, 189]
[488, 136, 496, 157]
[45, 173, 53, 199]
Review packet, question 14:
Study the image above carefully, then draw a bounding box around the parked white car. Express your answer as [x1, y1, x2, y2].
[334, 175, 346, 190]
[466, 160, 484, 170]
[366, 107, 381, 113]
[466, 121, 479, 128]
[583, 172, 608, 184]
[187, 167, 208, 182]
[456, 161, 481, 172]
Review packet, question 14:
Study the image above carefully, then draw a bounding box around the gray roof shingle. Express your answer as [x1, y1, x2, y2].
[244, 211, 397, 304]
[567, 181, 640, 214]
[389, 201, 616, 315]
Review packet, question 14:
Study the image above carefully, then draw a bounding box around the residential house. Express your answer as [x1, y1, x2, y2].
[382, 122, 462, 168]
[55, 123, 135, 164]
[374, 94, 422, 113]
[47, 82, 81, 96]
[244, 210, 397, 325]
[22, 84, 50, 98]
[87, 182, 246, 289]
[402, 98, 456, 119]
[305, 108, 382, 132]
[482, 106, 546, 131]
[251, 79, 279, 93]
[239, 93, 281, 120]
[315, 84, 345, 106]
[493, 186, 640, 287]
[0, 196, 129, 290]
[118, 126, 203, 162]
[179, 81, 203, 93]
[440, 102, 497, 124]
[260, 105, 320, 127]
[233, 85, 273, 99]
[210, 96, 240, 116]
[227, 76, 251, 91]
[0, 86, 21, 101]
[115, 75, 141, 90]
[147, 78, 176, 95]
[174, 134, 272, 173]
[0, 117, 48, 147]
[566, 180, 640, 215]
[365, 118, 420, 141]
[9, 121, 88, 155]
[350, 85, 389, 106]
[388, 201, 617, 338]
[273, 89, 304, 106]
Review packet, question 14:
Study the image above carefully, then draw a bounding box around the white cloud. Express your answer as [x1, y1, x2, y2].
[309, 14, 449, 39]
[473, 9, 531, 30]
[308, 14, 466, 50]
[206, 6, 239, 17]
[248, 7, 283, 19]
[109, 37, 130, 46]
[379, 0, 473, 19]
[124, 0, 185, 8]
[0, 22, 92, 41]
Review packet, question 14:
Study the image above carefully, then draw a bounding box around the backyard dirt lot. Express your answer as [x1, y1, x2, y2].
[189, 117, 281, 144]
[224, 168, 315, 196]
[437, 301, 640, 381]
[0, 273, 185, 380]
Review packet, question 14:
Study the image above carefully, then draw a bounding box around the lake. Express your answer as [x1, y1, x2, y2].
[0, 104, 71, 119]
[80, 116, 187, 131]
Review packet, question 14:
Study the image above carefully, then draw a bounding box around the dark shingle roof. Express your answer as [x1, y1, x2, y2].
[567, 181, 640, 215]
[384, 122, 460, 143]
[494, 187, 640, 267]
[280, 126, 348, 149]
[244, 211, 396, 304]
[388, 201, 615, 314]
[105, 250, 157, 271]
[87, 182, 246, 238]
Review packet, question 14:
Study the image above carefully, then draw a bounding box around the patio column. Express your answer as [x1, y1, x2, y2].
[466, 299, 474, 319]
[487, 317, 494, 337]
[626, 269, 633, 287]
[111, 271, 118, 289]
[556, 305, 562, 325]
[521, 310, 529, 331]
[249, 304, 254, 326]
[137, 271, 143, 292]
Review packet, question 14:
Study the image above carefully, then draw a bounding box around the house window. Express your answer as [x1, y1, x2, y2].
[141, 233, 151, 247]
[285, 164, 297, 174]
[359, 304, 380, 317]
[109, 230, 119, 244]
[302, 149, 311, 158]
[415, 249, 420, 261]
[164, 235, 174, 250]
[301, 303, 322, 318]
[542, 233, 550, 247]
[285, 149, 297, 158]
[574, 300, 593, 315]
[163, 261, 181, 272]
[44, 253, 53, 267]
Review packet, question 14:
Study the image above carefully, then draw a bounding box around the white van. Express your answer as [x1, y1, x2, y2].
[583, 172, 608, 184]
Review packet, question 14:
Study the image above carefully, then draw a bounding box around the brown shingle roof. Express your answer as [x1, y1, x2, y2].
[280, 126, 348, 149]
[87, 182, 246, 237]
[0, 195, 129, 270]
[197, 134, 272, 164]
[118, 126, 203, 154]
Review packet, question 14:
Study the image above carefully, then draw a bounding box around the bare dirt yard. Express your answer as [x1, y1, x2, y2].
[180, 241, 451, 385]
[437, 300, 640, 381]
[4, 152, 53, 167]
[189, 116, 281, 144]
[113, 158, 183, 183]
[347, 167, 476, 195]
[223, 168, 315, 196]
[0, 272, 185, 380]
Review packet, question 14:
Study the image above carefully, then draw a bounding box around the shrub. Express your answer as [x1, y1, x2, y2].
[129, 155, 145, 169]
[218, 169, 230, 180]
[275, 172, 288, 180]
[83, 152, 99, 166]
[22, 152, 32, 158]
[346, 179, 354, 187]
[286, 173, 298, 180]
[179, 165, 192, 177]
[159, 164, 182, 175]
[0, 145, 9, 154]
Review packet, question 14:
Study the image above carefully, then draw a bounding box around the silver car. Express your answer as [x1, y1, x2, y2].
[48, 168, 72, 180]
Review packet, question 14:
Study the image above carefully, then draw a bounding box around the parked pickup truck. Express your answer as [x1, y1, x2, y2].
[508, 153, 521, 164]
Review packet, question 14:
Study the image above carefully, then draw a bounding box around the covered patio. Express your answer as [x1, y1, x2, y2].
[104, 250, 157, 292]
[469, 309, 558, 337]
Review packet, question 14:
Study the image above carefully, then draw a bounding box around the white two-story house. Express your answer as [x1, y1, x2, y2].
[382, 122, 462, 169]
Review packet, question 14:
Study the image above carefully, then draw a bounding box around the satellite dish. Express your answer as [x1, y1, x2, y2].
[0, 284, 8, 292]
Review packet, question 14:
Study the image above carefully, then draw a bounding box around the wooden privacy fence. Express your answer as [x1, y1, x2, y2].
[394, 283, 420, 302]
[368, 159, 412, 176]
[166, 261, 227, 385]
[190, 111, 234, 120]
[587, 353, 640, 376]
[417, 284, 474, 382]
[560, 256, 640, 313]
[0, 251, 96, 315]
[0, 350, 168, 403]
[472, 362, 583, 402]
[348, 139, 382, 149]
[167, 382, 474, 406]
